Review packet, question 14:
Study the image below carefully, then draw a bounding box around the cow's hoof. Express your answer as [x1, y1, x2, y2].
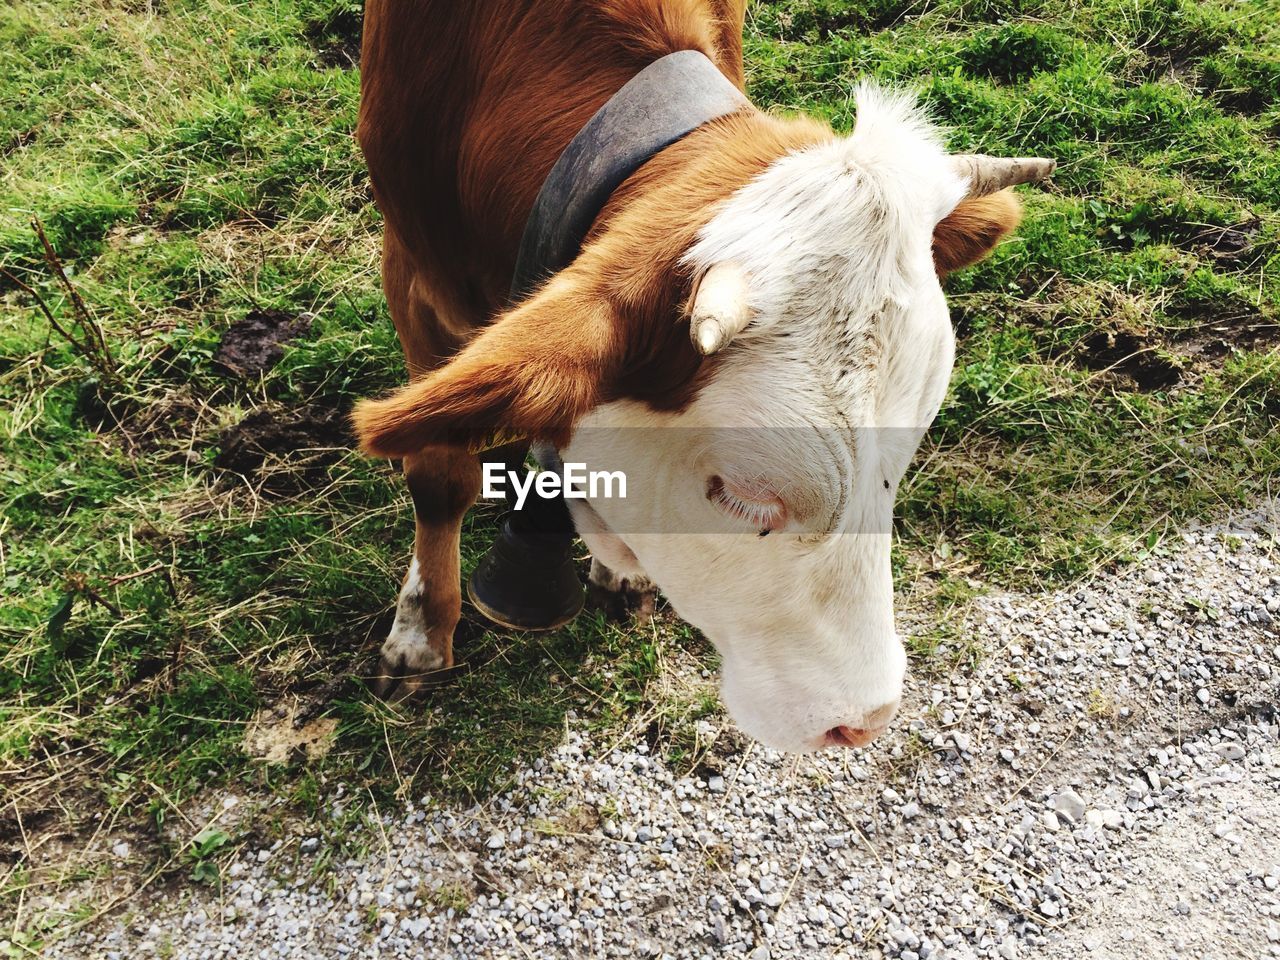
[586, 558, 658, 626]
[466, 518, 585, 631]
[370, 633, 449, 701]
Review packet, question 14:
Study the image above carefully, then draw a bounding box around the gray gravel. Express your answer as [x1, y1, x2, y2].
[40, 501, 1280, 959]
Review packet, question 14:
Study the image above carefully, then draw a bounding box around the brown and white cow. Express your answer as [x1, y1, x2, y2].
[353, 0, 1051, 751]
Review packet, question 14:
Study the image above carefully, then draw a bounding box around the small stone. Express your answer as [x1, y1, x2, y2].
[1041, 811, 1060, 833]
[1039, 900, 1060, 918]
[404, 917, 429, 937]
[707, 775, 726, 794]
[486, 832, 505, 849]
[1215, 742, 1245, 761]
[111, 841, 131, 859]
[1049, 789, 1086, 823]
[711, 916, 727, 944]
[998, 936, 1018, 959]
[299, 837, 320, 855]
[1196, 688, 1211, 704]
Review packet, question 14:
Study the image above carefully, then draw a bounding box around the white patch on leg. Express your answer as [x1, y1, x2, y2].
[588, 556, 641, 593]
[381, 557, 443, 673]
[588, 555, 658, 622]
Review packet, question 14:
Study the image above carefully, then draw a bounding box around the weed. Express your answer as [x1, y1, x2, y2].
[429, 881, 472, 913]
[187, 828, 231, 886]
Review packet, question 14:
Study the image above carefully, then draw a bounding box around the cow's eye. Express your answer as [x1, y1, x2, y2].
[706, 475, 786, 533]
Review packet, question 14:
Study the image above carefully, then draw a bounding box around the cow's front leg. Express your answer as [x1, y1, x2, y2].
[586, 555, 658, 625]
[374, 445, 482, 698]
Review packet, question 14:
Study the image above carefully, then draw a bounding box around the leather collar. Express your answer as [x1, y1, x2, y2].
[509, 50, 749, 304]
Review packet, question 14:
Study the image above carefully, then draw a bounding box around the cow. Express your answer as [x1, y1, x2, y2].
[352, 0, 1053, 752]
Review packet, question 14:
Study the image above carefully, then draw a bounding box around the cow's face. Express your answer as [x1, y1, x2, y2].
[561, 92, 966, 749]
[353, 87, 1052, 751]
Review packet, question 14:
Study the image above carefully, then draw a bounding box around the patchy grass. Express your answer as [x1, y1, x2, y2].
[747, 0, 1280, 586]
[1, 0, 1278, 942]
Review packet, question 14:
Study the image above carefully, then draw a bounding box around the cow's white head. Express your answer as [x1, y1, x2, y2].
[354, 86, 1053, 752]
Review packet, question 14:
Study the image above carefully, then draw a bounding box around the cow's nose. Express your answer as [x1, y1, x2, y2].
[824, 700, 900, 749]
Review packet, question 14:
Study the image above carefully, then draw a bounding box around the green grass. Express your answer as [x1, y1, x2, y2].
[746, 0, 1280, 583]
[2, 0, 1278, 941]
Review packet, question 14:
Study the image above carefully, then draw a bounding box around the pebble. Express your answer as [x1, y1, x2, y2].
[1050, 789, 1087, 823]
[1215, 742, 1246, 761]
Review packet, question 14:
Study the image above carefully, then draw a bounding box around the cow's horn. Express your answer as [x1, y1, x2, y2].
[952, 155, 1056, 198]
[688, 261, 752, 356]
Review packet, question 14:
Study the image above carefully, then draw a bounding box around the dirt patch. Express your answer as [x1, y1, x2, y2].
[1175, 320, 1279, 361]
[3, 128, 35, 157]
[242, 699, 339, 764]
[1075, 329, 1183, 390]
[73, 377, 131, 430]
[771, 2, 911, 40]
[117, 385, 213, 455]
[214, 404, 349, 492]
[1179, 218, 1262, 263]
[304, 5, 362, 69]
[214, 309, 313, 378]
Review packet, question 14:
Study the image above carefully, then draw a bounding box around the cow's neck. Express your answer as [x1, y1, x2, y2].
[508, 51, 748, 305]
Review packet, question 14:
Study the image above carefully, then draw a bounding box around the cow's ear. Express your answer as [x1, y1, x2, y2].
[353, 273, 618, 457]
[932, 188, 1023, 276]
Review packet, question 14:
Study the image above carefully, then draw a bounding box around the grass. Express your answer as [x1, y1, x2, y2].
[1, 0, 1278, 943]
[746, 0, 1280, 583]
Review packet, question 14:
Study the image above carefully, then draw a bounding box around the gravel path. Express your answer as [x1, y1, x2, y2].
[44, 501, 1280, 959]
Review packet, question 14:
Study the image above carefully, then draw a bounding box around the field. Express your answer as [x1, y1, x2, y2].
[1, 0, 1277, 943]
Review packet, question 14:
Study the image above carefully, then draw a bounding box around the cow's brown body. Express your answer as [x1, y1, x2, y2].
[355, 0, 1024, 687]
[359, 0, 746, 365]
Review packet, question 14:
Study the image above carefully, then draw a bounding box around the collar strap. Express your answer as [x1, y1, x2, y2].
[510, 50, 749, 304]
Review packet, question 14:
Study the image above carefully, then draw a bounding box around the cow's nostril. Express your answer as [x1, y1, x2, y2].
[825, 725, 880, 748]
